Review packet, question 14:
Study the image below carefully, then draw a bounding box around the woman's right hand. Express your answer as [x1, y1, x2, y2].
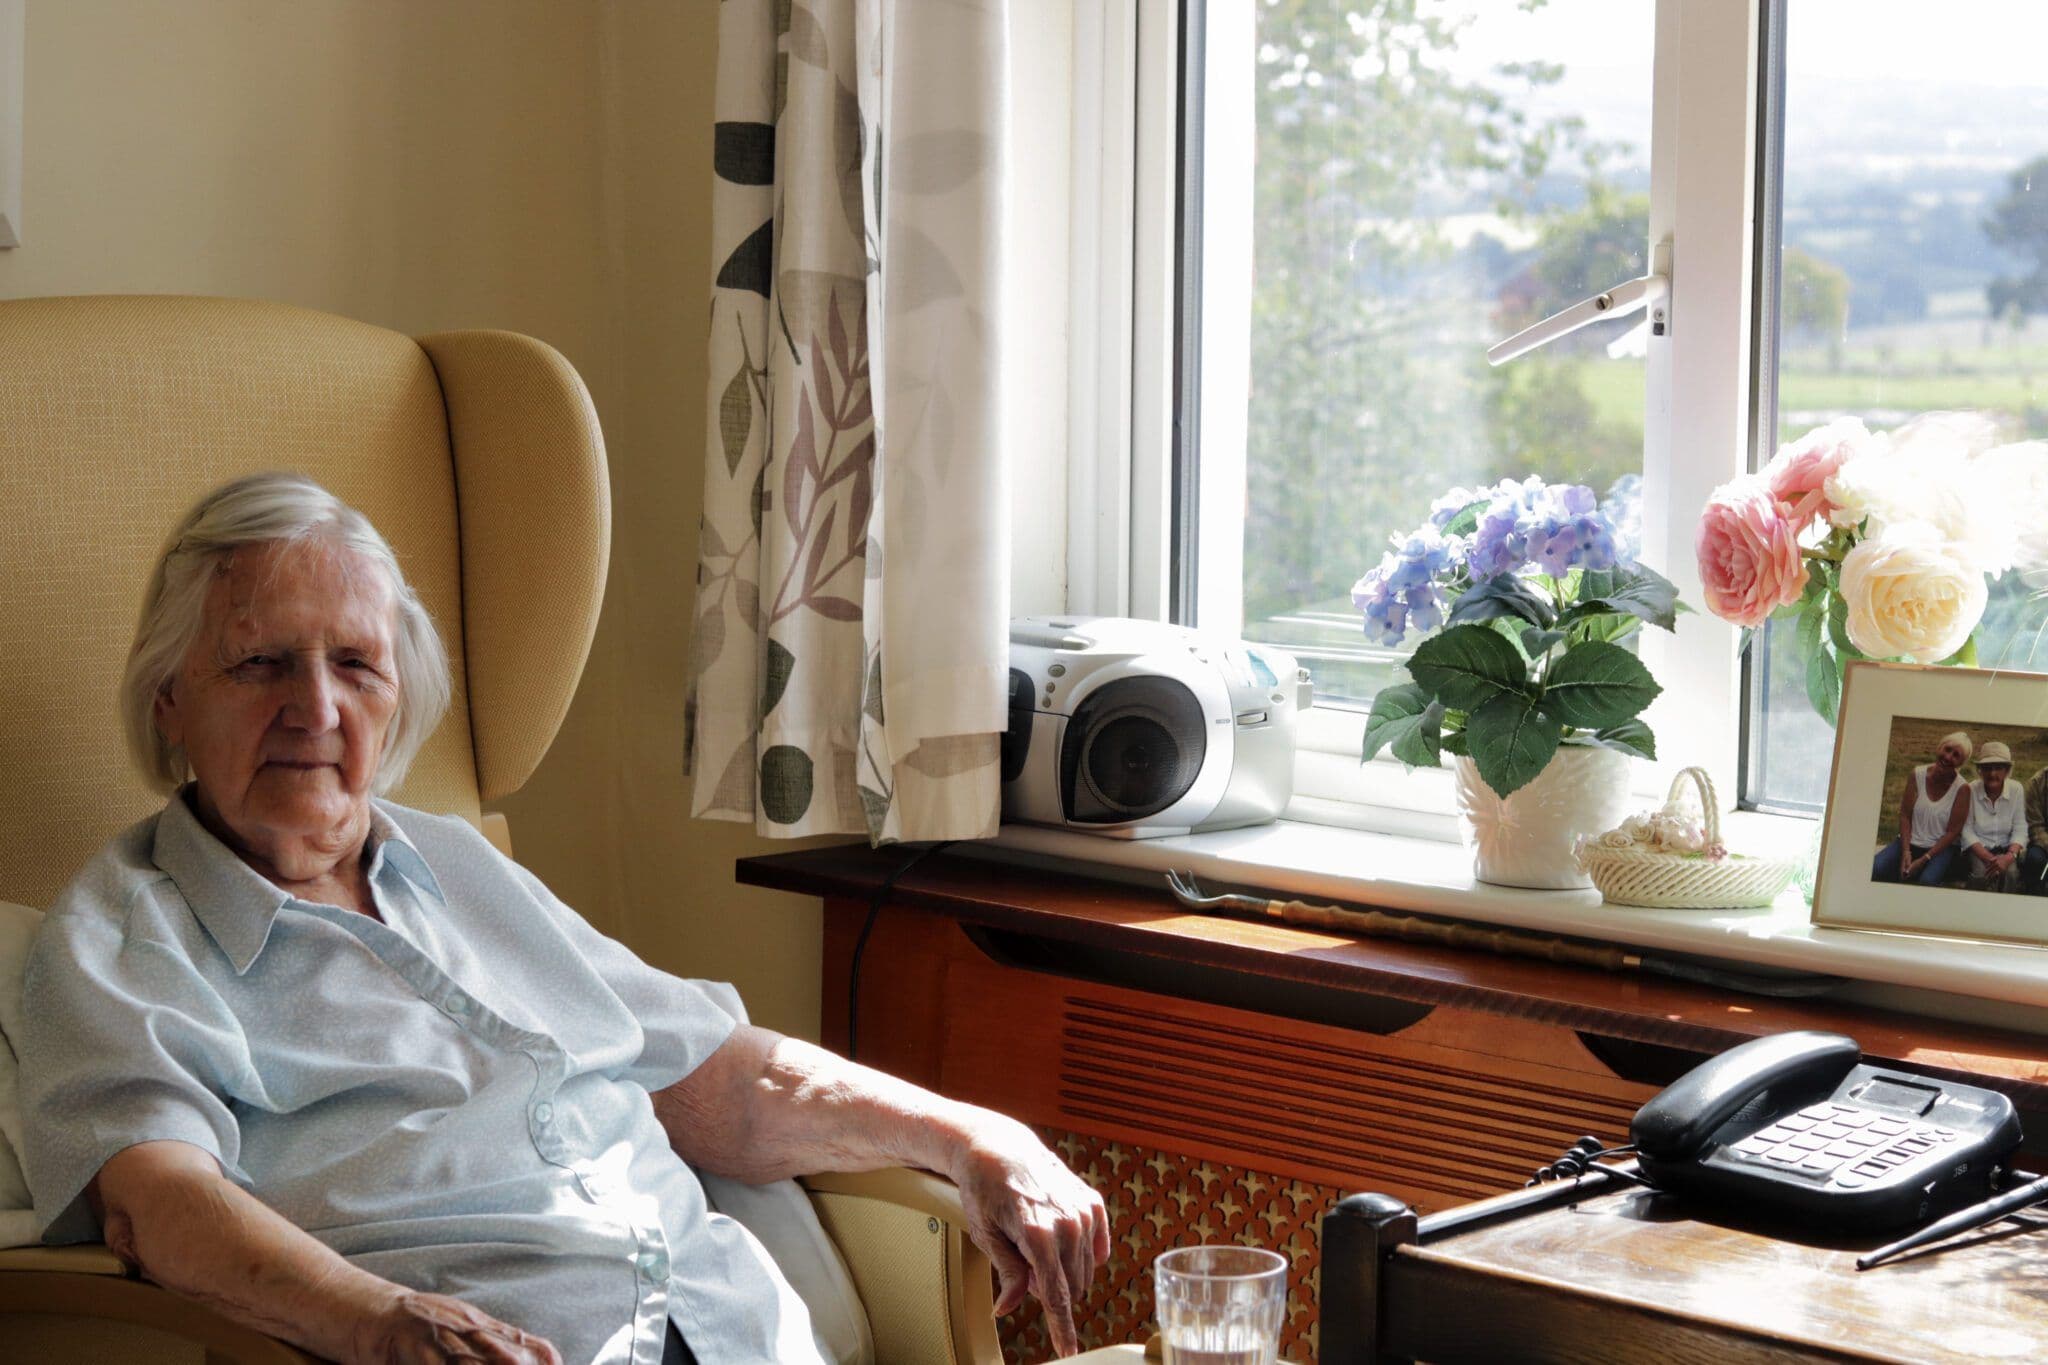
[352, 1290, 561, 1365]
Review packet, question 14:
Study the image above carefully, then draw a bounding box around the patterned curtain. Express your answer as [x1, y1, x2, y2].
[687, 0, 1011, 843]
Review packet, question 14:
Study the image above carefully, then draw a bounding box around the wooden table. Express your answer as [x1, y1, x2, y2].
[1323, 1172, 2048, 1363]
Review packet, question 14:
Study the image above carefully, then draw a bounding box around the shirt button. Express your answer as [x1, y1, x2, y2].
[637, 1250, 668, 1282]
[447, 994, 470, 1016]
[533, 1102, 554, 1124]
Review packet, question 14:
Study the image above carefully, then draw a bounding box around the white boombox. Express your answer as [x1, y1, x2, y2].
[1001, 616, 1311, 838]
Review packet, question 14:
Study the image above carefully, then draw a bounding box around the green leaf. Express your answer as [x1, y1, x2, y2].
[1440, 727, 1471, 757]
[1796, 594, 1826, 663]
[1448, 573, 1556, 630]
[1563, 611, 1638, 647]
[1362, 683, 1441, 767]
[1827, 593, 1862, 658]
[1563, 563, 1682, 633]
[1521, 627, 1565, 657]
[1466, 693, 1562, 798]
[1407, 624, 1528, 711]
[1805, 642, 1842, 726]
[1541, 640, 1662, 730]
[1438, 499, 1489, 539]
[1587, 717, 1657, 761]
[1392, 702, 1446, 768]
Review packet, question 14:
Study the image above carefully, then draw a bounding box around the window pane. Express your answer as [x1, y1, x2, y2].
[1748, 0, 2048, 810]
[1211, 2, 1655, 707]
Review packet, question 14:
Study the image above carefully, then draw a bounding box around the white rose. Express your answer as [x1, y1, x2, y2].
[1839, 522, 1989, 664]
[1971, 441, 2048, 573]
[1824, 449, 1912, 531]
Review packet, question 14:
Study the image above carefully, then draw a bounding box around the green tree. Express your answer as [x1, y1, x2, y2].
[1780, 246, 1850, 369]
[1244, 0, 1600, 628]
[1985, 154, 2048, 320]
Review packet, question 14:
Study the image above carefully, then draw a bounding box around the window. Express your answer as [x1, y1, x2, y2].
[1745, 0, 2048, 810]
[1070, 0, 1753, 830]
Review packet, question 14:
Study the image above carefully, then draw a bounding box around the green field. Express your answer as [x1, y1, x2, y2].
[1570, 347, 2048, 443]
[1871, 715, 2048, 856]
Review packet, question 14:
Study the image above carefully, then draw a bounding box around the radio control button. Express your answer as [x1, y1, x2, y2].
[1845, 1131, 1884, 1147]
[1852, 1161, 1889, 1177]
[1869, 1118, 1910, 1136]
[1756, 1126, 1795, 1143]
[1834, 1173, 1868, 1189]
[1764, 1149, 1802, 1163]
[1834, 1112, 1873, 1128]
[1779, 1115, 1817, 1131]
[1789, 1134, 1829, 1151]
[1825, 1140, 1863, 1157]
[1811, 1123, 1850, 1140]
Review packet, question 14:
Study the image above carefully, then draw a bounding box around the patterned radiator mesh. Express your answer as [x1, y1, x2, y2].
[999, 1129, 1339, 1365]
[994, 995, 1645, 1361]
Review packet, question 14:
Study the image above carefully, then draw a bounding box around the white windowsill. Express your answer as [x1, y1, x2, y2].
[972, 814, 2048, 1036]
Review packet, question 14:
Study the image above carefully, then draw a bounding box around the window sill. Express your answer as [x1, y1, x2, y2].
[975, 816, 2048, 1032]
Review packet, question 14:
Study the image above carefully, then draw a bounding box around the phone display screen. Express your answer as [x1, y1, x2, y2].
[1852, 1076, 1941, 1115]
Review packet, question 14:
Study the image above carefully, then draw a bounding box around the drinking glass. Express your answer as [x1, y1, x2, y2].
[1152, 1245, 1288, 1365]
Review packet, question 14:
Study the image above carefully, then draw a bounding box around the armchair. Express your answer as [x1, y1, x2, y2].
[0, 295, 997, 1365]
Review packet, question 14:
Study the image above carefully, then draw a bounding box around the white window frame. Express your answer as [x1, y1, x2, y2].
[1066, 0, 1760, 839]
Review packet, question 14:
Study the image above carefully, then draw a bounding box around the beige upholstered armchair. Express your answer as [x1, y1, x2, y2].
[0, 296, 996, 1364]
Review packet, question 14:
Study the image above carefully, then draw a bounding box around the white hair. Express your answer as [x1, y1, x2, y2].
[121, 472, 452, 796]
[1941, 731, 1974, 761]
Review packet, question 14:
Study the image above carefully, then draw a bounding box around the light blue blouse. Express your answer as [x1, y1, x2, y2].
[20, 792, 823, 1365]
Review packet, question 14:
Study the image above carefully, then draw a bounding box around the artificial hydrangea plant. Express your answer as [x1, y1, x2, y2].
[1356, 476, 1686, 799]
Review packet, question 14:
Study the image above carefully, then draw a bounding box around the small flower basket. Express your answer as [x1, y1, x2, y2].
[1575, 767, 1798, 910]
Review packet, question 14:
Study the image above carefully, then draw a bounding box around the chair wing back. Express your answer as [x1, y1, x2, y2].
[0, 296, 608, 908]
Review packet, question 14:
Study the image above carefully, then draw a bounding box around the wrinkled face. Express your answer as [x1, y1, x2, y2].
[1936, 740, 1969, 771]
[1981, 764, 2011, 797]
[155, 540, 400, 852]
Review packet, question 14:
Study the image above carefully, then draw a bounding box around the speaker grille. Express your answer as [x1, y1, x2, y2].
[1001, 668, 1035, 783]
[1060, 676, 1207, 823]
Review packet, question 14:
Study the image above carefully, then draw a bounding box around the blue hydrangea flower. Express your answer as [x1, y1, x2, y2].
[1600, 473, 1644, 566]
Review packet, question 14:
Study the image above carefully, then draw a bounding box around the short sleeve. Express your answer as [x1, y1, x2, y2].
[498, 857, 744, 1092]
[19, 900, 251, 1243]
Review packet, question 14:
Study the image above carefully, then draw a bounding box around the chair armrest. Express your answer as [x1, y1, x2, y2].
[0, 1243, 131, 1275]
[801, 1168, 1000, 1365]
[800, 1167, 975, 1229]
[0, 1242, 315, 1363]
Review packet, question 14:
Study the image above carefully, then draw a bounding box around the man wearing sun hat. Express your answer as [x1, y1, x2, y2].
[2024, 761, 2048, 896]
[1961, 741, 2028, 893]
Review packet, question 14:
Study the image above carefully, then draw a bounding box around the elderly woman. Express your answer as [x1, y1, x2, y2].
[1871, 731, 1972, 886]
[20, 474, 1106, 1365]
[1960, 741, 2028, 893]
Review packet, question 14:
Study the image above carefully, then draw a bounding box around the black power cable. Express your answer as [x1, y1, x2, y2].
[846, 840, 955, 1062]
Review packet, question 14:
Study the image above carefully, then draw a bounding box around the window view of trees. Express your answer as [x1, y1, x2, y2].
[1227, 1, 2047, 791]
[1237, 0, 1652, 704]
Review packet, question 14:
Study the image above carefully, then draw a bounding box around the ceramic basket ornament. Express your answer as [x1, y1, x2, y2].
[1575, 767, 1798, 909]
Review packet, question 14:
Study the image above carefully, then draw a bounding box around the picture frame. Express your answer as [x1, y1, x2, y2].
[1812, 660, 2048, 946]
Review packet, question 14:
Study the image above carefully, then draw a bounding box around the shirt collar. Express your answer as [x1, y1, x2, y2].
[152, 791, 445, 974]
[153, 789, 292, 975]
[363, 801, 446, 907]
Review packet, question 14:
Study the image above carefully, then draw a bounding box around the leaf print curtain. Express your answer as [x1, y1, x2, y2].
[686, 0, 1011, 843]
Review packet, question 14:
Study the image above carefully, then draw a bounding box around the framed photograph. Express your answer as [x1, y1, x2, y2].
[1813, 661, 2048, 945]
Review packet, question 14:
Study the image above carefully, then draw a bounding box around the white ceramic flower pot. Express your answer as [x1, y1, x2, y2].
[1453, 746, 1633, 890]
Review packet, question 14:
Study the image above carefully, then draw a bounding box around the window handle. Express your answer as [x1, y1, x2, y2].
[1486, 271, 1669, 366]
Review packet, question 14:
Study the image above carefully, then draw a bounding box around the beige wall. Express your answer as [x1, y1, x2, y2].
[0, 0, 832, 1038]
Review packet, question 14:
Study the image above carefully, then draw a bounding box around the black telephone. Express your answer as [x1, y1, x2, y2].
[1631, 1031, 2023, 1232]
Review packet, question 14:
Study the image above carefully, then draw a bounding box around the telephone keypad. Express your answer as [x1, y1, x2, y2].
[1724, 1104, 1954, 1185]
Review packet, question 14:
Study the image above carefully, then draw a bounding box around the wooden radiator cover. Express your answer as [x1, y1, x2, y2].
[826, 904, 1658, 1362]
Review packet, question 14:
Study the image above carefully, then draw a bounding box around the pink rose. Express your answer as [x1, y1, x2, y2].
[1695, 478, 1809, 628]
[1763, 417, 1872, 526]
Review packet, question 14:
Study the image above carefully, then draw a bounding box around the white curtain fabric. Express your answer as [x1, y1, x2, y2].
[687, 0, 1011, 844]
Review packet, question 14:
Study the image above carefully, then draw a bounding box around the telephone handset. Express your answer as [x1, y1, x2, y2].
[1631, 1030, 2022, 1232]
